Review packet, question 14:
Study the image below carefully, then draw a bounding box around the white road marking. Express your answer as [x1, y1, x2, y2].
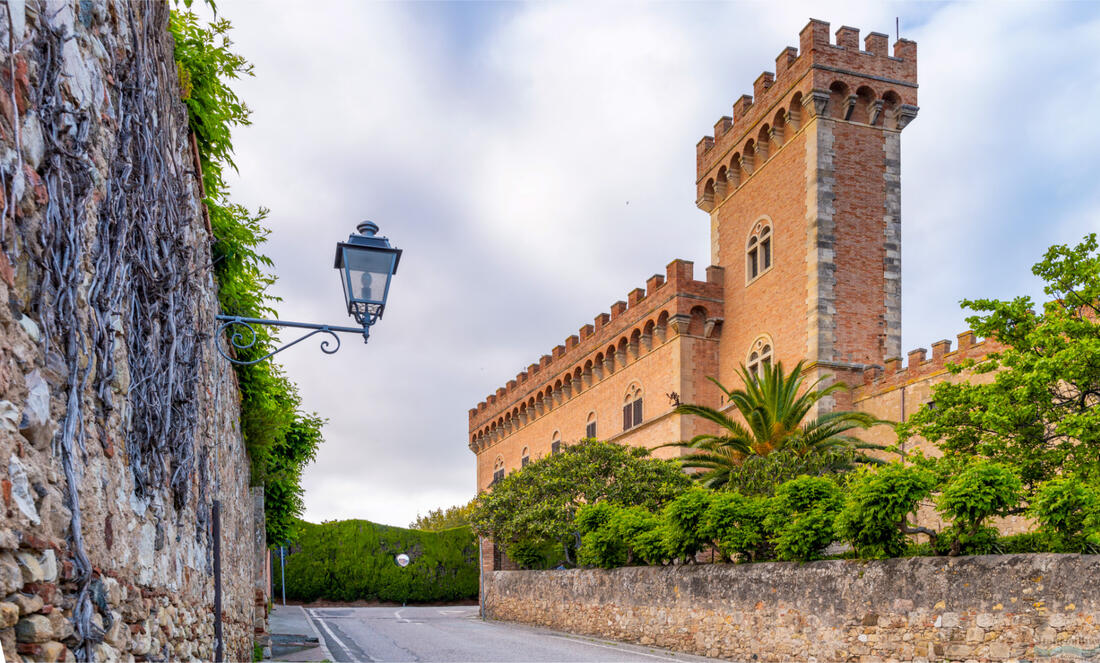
[309, 608, 375, 662]
[298, 606, 334, 661]
[394, 609, 409, 623]
[543, 633, 693, 661]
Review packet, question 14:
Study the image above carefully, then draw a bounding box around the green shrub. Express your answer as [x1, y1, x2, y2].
[1029, 476, 1100, 553]
[936, 461, 1022, 556]
[662, 488, 714, 562]
[766, 476, 842, 561]
[995, 532, 1047, 554]
[932, 525, 1000, 556]
[576, 503, 628, 568]
[834, 463, 937, 559]
[279, 520, 478, 603]
[613, 506, 667, 565]
[704, 492, 770, 562]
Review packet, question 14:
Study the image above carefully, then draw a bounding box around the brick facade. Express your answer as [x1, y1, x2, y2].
[470, 20, 1000, 562]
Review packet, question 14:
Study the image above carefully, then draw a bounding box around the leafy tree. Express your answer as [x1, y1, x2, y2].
[661, 488, 715, 562]
[899, 235, 1100, 491]
[470, 440, 690, 566]
[664, 361, 888, 491]
[936, 461, 1022, 556]
[834, 463, 937, 559]
[409, 501, 475, 532]
[1029, 476, 1100, 553]
[765, 476, 843, 562]
[704, 492, 770, 562]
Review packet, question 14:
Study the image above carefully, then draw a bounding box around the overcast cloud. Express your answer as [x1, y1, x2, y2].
[209, 1, 1100, 527]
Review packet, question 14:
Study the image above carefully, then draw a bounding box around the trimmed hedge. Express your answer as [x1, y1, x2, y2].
[277, 520, 479, 603]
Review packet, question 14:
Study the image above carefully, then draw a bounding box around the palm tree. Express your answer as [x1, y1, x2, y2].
[661, 360, 889, 490]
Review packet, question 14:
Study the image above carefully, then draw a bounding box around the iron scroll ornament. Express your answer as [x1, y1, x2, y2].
[214, 315, 371, 366]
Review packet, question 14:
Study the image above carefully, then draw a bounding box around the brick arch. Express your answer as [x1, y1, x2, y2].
[828, 80, 852, 120]
[852, 85, 876, 124]
[788, 91, 803, 130]
[627, 328, 641, 358]
[702, 178, 715, 208]
[688, 305, 709, 336]
[728, 152, 742, 188]
[573, 366, 583, 392]
[882, 89, 901, 126]
[715, 165, 728, 197]
[757, 123, 771, 161]
[772, 109, 787, 145]
[743, 139, 756, 173]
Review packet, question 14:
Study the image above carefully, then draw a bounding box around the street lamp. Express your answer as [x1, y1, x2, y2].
[215, 221, 401, 365]
[334, 221, 402, 330]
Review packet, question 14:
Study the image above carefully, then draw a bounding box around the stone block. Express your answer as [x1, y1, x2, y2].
[975, 613, 996, 629]
[103, 611, 125, 648]
[0, 602, 18, 628]
[10, 593, 43, 616]
[38, 640, 66, 662]
[101, 577, 121, 606]
[15, 614, 52, 643]
[93, 642, 119, 661]
[15, 552, 43, 584]
[0, 530, 17, 551]
[0, 556, 23, 595]
[965, 626, 984, 642]
[38, 551, 57, 584]
[46, 611, 72, 643]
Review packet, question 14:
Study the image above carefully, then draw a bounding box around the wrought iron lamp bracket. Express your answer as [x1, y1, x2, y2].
[214, 315, 371, 366]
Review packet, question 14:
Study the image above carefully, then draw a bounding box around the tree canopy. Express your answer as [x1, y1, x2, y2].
[469, 439, 690, 566]
[899, 234, 1100, 490]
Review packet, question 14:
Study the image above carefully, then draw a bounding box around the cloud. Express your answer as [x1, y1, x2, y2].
[210, 0, 1100, 527]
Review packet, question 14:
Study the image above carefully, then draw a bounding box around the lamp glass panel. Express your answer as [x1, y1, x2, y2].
[343, 247, 396, 304]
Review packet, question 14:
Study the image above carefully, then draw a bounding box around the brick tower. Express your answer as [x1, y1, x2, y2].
[695, 19, 918, 398]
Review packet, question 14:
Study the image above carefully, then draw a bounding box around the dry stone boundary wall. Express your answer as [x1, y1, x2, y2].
[484, 554, 1100, 662]
[0, 1, 258, 661]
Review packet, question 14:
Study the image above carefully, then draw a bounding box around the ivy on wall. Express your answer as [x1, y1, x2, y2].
[168, 11, 323, 545]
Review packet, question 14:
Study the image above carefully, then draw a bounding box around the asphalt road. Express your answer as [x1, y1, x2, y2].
[304, 606, 716, 663]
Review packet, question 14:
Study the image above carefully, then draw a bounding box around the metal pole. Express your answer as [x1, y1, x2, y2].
[213, 499, 223, 663]
[280, 545, 286, 606]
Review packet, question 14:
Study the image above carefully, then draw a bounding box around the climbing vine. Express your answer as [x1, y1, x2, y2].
[169, 10, 324, 545]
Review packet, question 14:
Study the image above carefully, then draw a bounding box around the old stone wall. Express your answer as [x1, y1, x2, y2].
[0, 1, 256, 661]
[484, 555, 1100, 662]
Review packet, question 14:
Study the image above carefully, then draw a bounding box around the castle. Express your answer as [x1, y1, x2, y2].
[467, 19, 999, 513]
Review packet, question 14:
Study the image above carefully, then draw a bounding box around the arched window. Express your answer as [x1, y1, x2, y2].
[492, 456, 505, 485]
[747, 336, 773, 379]
[623, 384, 643, 431]
[746, 220, 773, 283]
[585, 412, 597, 439]
[551, 431, 562, 455]
[521, 446, 530, 467]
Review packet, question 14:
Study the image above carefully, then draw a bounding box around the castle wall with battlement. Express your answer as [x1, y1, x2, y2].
[469, 261, 724, 490]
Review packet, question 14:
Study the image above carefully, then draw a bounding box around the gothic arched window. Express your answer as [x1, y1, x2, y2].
[746, 221, 773, 283]
[492, 456, 505, 485]
[521, 446, 530, 467]
[747, 336, 774, 378]
[623, 384, 643, 431]
[585, 412, 598, 439]
[551, 431, 562, 455]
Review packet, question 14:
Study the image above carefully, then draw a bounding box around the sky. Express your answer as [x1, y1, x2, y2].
[207, 0, 1100, 528]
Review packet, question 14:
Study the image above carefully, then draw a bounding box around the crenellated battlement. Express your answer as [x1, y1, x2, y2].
[695, 19, 918, 210]
[468, 260, 724, 448]
[852, 330, 1005, 399]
